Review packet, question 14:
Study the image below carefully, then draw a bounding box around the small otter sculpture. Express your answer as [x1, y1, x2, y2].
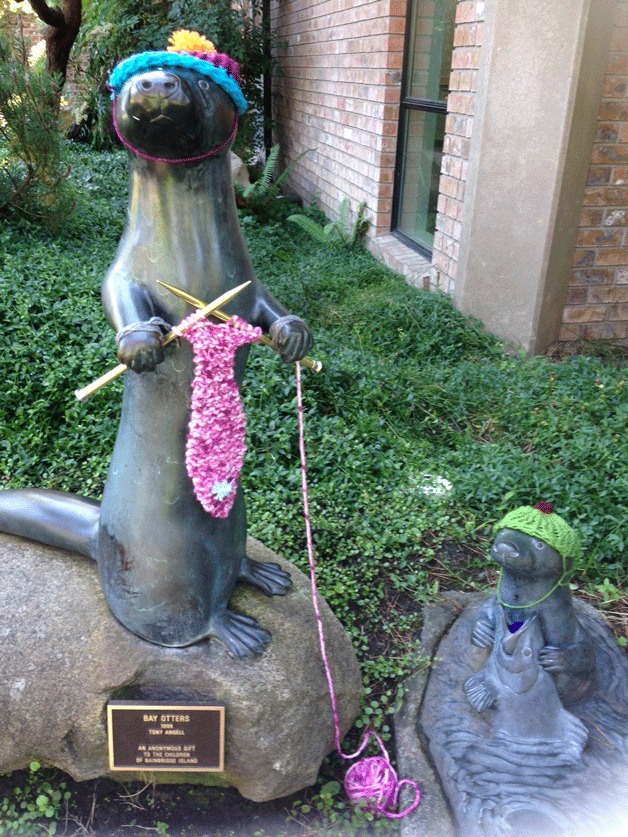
[468, 502, 595, 704]
[419, 503, 627, 834]
[0, 32, 313, 657]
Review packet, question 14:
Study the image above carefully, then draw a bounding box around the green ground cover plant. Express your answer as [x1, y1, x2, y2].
[0, 146, 625, 834]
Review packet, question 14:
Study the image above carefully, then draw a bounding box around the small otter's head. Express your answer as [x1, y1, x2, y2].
[491, 528, 566, 579]
[108, 30, 247, 163]
[491, 502, 580, 579]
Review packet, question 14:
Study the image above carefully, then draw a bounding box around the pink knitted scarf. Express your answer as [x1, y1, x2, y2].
[181, 314, 260, 517]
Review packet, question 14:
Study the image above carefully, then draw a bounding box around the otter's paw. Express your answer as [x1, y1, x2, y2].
[269, 315, 313, 363]
[538, 645, 566, 673]
[239, 556, 292, 596]
[117, 330, 165, 373]
[209, 609, 271, 658]
[471, 616, 495, 648]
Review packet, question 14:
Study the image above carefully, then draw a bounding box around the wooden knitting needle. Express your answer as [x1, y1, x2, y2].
[156, 280, 322, 374]
[75, 281, 251, 402]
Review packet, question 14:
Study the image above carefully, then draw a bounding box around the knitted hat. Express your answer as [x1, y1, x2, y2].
[108, 29, 247, 115]
[494, 502, 581, 563]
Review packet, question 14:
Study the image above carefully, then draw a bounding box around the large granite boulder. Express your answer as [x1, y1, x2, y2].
[0, 533, 361, 802]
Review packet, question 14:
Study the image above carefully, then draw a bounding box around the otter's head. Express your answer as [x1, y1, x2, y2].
[491, 528, 566, 579]
[108, 31, 247, 164]
[114, 67, 237, 161]
[490, 502, 580, 580]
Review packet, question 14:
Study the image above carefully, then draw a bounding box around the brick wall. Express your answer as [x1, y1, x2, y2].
[431, 0, 484, 294]
[561, 7, 628, 343]
[270, 0, 407, 239]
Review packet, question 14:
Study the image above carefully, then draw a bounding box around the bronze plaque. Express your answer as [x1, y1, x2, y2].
[107, 701, 225, 772]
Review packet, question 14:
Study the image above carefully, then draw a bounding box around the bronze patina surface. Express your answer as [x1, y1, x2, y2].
[0, 64, 313, 656]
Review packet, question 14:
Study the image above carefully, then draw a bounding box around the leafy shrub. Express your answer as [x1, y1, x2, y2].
[0, 149, 127, 496]
[0, 31, 75, 229]
[72, 0, 277, 154]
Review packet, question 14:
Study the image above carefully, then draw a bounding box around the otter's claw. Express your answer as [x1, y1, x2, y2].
[117, 330, 165, 373]
[472, 617, 495, 649]
[269, 316, 313, 364]
[538, 646, 566, 672]
[239, 557, 292, 596]
[209, 609, 271, 658]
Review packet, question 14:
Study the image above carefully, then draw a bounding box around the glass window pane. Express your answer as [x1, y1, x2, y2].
[396, 109, 446, 252]
[406, 0, 456, 103]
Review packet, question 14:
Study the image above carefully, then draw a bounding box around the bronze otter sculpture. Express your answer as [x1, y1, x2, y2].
[0, 35, 313, 657]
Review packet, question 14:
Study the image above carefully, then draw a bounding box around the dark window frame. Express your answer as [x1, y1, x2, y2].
[391, 1, 450, 258]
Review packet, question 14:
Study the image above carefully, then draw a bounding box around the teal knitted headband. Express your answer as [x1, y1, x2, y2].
[108, 30, 248, 115]
[495, 502, 581, 563]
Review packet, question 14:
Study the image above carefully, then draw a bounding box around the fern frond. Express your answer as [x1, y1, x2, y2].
[323, 221, 343, 244]
[336, 197, 349, 243]
[257, 143, 280, 191]
[242, 144, 280, 198]
[268, 147, 313, 200]
[287, 214, 336, 247]
[350, 201, 369, 248]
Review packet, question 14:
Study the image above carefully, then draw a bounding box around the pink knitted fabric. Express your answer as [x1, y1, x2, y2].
[180, 314, 261, 517]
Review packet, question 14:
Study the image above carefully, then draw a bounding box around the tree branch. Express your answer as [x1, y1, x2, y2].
[27, 1, 83, 87]
[28, 0, 65, 29]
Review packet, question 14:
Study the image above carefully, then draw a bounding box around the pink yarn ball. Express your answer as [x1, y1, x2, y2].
[344, 756, 398, 813]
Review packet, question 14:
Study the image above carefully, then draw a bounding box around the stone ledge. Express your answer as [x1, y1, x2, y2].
[368, 234, 433, 290]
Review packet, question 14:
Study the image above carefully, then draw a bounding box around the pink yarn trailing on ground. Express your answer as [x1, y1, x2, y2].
[177, 327, 421, 815]
[180, 314, 261, 517]
[295, 361, 421, 819]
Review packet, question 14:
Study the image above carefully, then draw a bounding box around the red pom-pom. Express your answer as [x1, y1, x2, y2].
[535, 501, 554, 514]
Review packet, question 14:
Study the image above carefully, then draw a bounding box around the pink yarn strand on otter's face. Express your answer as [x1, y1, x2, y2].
[180, 314, 260, 517]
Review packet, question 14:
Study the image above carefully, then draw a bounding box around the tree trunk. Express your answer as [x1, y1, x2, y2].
[29, 0, 82, 87]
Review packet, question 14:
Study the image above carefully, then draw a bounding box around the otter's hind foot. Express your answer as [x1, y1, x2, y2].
[239, 556, 292, 596]
[209, 609, 271, 658]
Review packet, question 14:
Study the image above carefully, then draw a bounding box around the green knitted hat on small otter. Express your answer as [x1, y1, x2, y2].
[495, 502, 581, 563]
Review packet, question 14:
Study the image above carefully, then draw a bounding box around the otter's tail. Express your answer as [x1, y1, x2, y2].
[0, 489, 100, 559]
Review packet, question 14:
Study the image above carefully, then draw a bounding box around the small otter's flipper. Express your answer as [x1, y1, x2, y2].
[0, 488, 100, 559]
[238, 556, 292, 596]
[471, 615, 496, 649]
[464, 672, 497, 711]
[208, 609, 271, 657]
